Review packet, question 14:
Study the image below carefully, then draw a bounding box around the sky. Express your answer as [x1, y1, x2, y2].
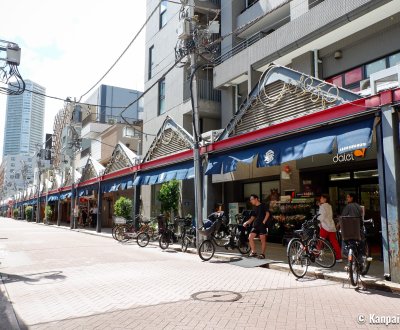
[0, 0, 147, 162]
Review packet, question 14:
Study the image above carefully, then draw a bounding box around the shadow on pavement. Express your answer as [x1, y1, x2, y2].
[1, 278, 28, 330]
[1, 271, 66, 286]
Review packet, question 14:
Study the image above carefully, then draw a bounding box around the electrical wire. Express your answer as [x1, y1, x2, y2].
[78, 0, 162, 102]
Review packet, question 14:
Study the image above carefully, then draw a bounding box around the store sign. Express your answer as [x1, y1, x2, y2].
[264, 150, 275, 164]
[332, 149, 366, 163]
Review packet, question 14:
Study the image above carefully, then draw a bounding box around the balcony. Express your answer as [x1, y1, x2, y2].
[183, 78, 221, 102]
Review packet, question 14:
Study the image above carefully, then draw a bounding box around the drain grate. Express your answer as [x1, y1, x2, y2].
[191, 290, 242, 302]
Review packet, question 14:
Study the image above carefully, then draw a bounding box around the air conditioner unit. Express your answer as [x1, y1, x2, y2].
[201, 129, 223, 145]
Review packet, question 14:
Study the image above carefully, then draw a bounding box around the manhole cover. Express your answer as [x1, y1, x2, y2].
[191, 290, 242, 302]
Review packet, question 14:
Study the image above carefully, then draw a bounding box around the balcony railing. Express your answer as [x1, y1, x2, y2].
[183, 79, 221, 102]
[82, 114, 141, 127]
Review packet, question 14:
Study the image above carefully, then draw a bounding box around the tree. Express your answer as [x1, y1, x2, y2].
[13, 208, 19, 219]
[114, 196, 133, 219]
[25, 206, 33, 220]
[45, 205, 53, 222]
[157, 180, 180, 215]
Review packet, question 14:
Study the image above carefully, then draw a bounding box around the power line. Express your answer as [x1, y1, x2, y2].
[78, 0, 162, 102]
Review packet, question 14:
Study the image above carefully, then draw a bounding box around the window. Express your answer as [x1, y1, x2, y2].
[365, 59, 386, 78]
[159, 1, 167, 29]
[389, 52, 400, 67]
[10, 163, 15, 167]
[15, 173, 20, 179]
[158, 78, 166, 115]
[11, 157, 15, 161]
[344, 67, 362, 85]
[246, 0, 259, 8]
[148, 46, 155, 79]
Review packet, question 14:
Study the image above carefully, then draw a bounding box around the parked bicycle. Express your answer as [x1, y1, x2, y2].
[158, 216, 177, 250]
[176, 216, 196, 252]
[287, 214, 336, 278]
[339, 216, 374, 286]
[198, 215, 230, 261]
[114, 218, 151, 247]
[113, 215, 156, 241]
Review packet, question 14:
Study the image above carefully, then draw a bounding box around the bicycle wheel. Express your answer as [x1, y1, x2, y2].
[112, 225, 120, 240]
[308, 237, 336, 268]
[360, 241, 371, 276]
[348, 248, 359, 286]
[146, 227, 156, 241]
[137, 232, 150, 247]
[287, 239, 309, 278]
[198, 239, 215, 261]
[159, 233, 169, 250]
[237, 239, 251, 255]
[182, 236, 190, 252]
[115, 225, 128, 242]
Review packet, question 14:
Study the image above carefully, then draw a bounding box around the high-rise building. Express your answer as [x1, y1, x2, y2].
[3, 80, 45, 157]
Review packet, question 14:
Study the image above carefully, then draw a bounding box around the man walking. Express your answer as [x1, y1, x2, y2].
[243, 194, 271, 259]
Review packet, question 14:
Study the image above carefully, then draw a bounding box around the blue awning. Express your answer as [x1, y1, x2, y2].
[206, 118, 374, 175]
[102, 175, 132, 193]
[133, 162, 195, 186]
[127, 180, 133, 189]
[120, 182, 127, 190]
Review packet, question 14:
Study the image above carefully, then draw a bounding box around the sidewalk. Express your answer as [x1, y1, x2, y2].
[31, 219, 400, 295]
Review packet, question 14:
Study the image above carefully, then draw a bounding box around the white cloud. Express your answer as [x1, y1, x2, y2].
[0, 0, 146, 161]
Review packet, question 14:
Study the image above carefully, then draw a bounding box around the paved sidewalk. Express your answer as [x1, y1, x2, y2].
[31, 219, 400, 295]
[1, 217, 400, 329]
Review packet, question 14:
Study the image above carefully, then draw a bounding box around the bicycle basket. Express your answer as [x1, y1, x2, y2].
[339, 216, 361, 241]
[113, 216, 126, 225]
[198, 218, 222, 237]
[300, 219, 318, 240]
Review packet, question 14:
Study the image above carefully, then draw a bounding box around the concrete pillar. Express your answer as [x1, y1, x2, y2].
[57, 198, 61, 226]
[377, 105, 400, 282]
[96, 184, 102, 233]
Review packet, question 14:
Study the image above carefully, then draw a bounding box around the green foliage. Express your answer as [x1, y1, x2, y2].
[157, 179, 180, 213]
[114, 196, 133, 219]
[25, 206, 33, 219]
[13, 208, 19, 218]
[45, 205, 53, 220]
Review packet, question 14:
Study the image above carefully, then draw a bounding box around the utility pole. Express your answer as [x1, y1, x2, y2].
[188, 0, 203, 247]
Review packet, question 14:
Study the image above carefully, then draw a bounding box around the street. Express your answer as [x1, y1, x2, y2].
[0, 218, 399, 330]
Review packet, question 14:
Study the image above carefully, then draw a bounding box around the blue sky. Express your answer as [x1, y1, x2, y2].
[0, 0, 146, 161]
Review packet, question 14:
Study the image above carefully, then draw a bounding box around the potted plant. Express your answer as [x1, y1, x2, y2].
[13, 208, 19, 219]
[114, 196, 133, 220]
[25, 206, 33, 221]
[157, 179, 180, 221]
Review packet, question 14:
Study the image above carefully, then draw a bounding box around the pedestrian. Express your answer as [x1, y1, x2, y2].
[90, 204, 98, 228]
[341, 193, 363, 217]
[318, 194, 342, 262]
[243, 194, 271, 259]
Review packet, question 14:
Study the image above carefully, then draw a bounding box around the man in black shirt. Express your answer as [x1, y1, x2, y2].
[243, 194, 271, 259]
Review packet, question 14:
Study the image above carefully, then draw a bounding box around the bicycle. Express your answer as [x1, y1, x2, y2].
[197, 216, 225, 261]
[177, 217, 196, 252]
[339, 216, 374, 287]
[287, 214, 336, 278]
[158, 217, 177, 250]
[221, 223, 251, 255]
[114, 219, 151, 247]
[113, 215, 156, 241]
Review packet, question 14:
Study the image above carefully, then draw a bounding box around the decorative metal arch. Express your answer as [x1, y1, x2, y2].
[80, 157, 105, 183]
[143, 116, 194, 162]
[104, 142, 138, 175]
[219, 64, 362, 140]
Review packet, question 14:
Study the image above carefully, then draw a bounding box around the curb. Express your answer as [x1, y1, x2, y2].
[25, 220, 400, 295]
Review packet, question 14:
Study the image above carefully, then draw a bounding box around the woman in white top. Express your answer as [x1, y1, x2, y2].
[318, 194, 342, 262]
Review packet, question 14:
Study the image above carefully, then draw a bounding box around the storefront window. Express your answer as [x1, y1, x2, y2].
[243, 183, 260, 200]
[261, 181, 280, 202]
[365, 59, 386, 78]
